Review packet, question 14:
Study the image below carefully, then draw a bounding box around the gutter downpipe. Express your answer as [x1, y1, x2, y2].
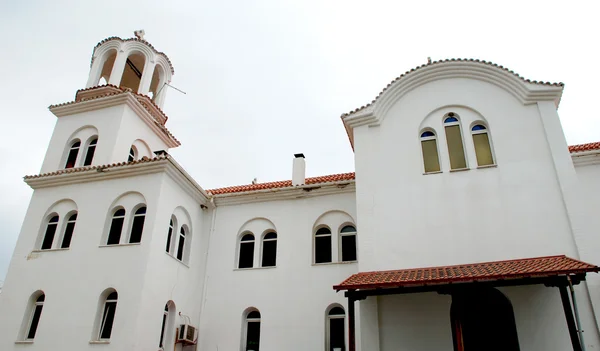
[568, 275, 586, 351]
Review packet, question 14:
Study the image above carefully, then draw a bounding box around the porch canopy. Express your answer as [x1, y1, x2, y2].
[333, 255, 600, 351]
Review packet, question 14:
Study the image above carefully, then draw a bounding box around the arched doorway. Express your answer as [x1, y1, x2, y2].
[451, 287, 520, 351]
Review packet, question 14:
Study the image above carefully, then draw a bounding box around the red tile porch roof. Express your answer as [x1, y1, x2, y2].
[333, 255, 599, 291]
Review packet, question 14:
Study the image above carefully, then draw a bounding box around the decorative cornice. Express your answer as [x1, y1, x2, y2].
[49, 91, 180, 148]
[341, 59, 564, 150]
[213, 181, 356, 206]
[572, 150, 600, 166]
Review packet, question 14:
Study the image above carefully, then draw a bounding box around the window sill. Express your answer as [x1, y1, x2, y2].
[234, 266, 277, 271]
[31, 248, 69, 253]
[477, 164, 497, 169]
[423, 171, 442, 175]
[165, 252, 190, 268]
[89, 340, 110, 344]
[98, 243, 141, 248]
[313, 261, 358, 266]
[15, 340, 34, 344]
[449, 167, 470, 173]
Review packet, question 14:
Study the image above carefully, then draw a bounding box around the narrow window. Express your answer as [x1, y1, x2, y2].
[176, 227, 186, 261]
[471, 124, 494, 166]
[261, 232, 277, 267]
[420, 131, 441, 173]
[340, 225, 357, 262]
[60, 213, 77, 248]
[315, 227, 332, 264]
[83, 138, 98, 166]
[245, 311, 261, 351]
[65, 141, 81, 169]
[238, 234, 255, 269]
[107, 209, 125, 245]
[444, 114, 467, 169]
[166, 219, 174, 253]
[327, 307, 346, 351]
[129, 206, 146, 243]
[128, 147, 137, 162]
[41, 215, 59, 250]
[159, 304, 168, 348]
[26, 294, 45, 340]
[99, 292, 118, 340]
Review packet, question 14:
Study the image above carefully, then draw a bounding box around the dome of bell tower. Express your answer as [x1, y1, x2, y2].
[85, 30, 174, 109]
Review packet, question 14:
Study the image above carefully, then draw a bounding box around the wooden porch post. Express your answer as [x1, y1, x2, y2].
[348, 292, 356, 351]
[559, 284, 583, 351]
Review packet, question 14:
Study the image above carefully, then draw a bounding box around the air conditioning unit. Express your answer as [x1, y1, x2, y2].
[178, 324, 196, 344]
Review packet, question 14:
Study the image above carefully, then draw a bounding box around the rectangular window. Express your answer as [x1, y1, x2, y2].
[107, 218, 124, 245]
[41, 224, 58, 250]
[246, 321, 261, 351]
[330, 318, 345, 350]
[99, 301, 117, 339]
[239, 242, 255, 268]
[473, 133, 494, 166]
[61, 221, 76, 248]
[421, 139, 440, 173]
[341, 235, 357, 262]
[129, 216, 145, 244]
[445, 125, 467, 169]
[315, 236, 332, 264]
[261, 241, 277, 267]
[26, 305, 44, 339]
[177, 237, 185, 261]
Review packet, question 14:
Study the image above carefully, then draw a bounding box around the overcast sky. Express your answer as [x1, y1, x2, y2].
[0, 0, 598, 282]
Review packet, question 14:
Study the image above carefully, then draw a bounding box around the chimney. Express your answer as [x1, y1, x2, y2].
[292, 153, 305, 186]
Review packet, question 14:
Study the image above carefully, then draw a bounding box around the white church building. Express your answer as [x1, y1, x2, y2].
[2, 32, 600, 351]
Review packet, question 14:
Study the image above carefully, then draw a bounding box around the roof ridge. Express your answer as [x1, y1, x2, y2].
[341, 58, 565, 117]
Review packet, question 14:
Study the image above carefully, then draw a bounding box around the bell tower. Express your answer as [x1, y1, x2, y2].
[85, 29, 174, 108]
[38, 31, 180, 174]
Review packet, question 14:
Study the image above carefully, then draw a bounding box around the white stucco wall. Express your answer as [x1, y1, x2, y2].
[199, 192, 357, 351]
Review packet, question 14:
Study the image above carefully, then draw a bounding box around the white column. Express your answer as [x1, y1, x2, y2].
[86, 57, 103, 88]
[108, 51, 128, 86]
[137, 60, 156, 95]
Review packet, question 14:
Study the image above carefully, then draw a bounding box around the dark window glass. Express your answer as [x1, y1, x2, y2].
[83, 138, 97, 166]
[129, 207, 146, 243]
[444, 116, 458, 123]
[177, 227, 185, 261]
[315, 235, 332, 264]
[329, 307, 344, 315]
[166, 220, 173, 253]
[261, 232, 277, 267]
[247, 311, 261, 319]
[239, 234, 255, 268]
[107, 210, 125, 245]
[421, 131, 435, 138]
[41, 216, 59, 250]
[65, 141, 80, 169]
[330, 318, 345, 351]
[472, 124, 487, 131]
[61, 213, 77, 248]
[316, 227, 331, 235]
[100, 301, 117, 339]
[128, 147, 136, 162]
[246, 314, 261, 351]
[26, 295, 45, 340]
[341, 235, 357, 262]
[159, 305, 168, 347]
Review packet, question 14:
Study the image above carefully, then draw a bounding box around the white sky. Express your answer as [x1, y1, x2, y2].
[1, 0, 599, 281]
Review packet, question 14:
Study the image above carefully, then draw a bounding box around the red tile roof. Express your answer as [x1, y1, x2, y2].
[569, 142, 600, 153]
[207, 172, 355, 195]
[341, 58, 564, 117]
[333, 255, 599, 291]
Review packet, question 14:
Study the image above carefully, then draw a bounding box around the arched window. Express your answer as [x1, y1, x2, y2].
[60, 213, 77, 248]
[25, 294, 45, 340]
[41, 215, 59, 250]
[471, 124, 494, 166]
[166, 219, 174, 253]
[444, 114, 467, 170]
[120, 53, 146, 92]
[129, 206, 146, 243]
[238, 233, 255, 269]
[107, 209, 126, 245]
[65, 140, 81, 169]
[315, 227, 332, 264]
[83, 138, 98, 166]
[99, 292, 118, 340]
[261, 232, 277, 267]
[420, 130, 441, 173]
[128, 146, 137, 162]
[176, 226, 186, 261]
[340, 225, 357, 262]
[244, 310, 261, 351]
[159, 304, 169, 348]
[327, 306, 346, 351]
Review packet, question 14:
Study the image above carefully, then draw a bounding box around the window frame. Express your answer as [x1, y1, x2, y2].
[176, 225, 187, 262]
[40, 214, 60, 250]
[260, 231, 277, 268]
[24, 293, 45, 341]
[166, 218, 176, 254]
[339, 224, 357, 263]
[83, 137, 98, 166]
[128, 205, 146, 244]
[60, 212, 78, 249]
[242, 309, 261, 351]
[128, 146, 138, 162]
[470, 122, 496, 167]
[106, 208, 126, 245]
[314, 226, 333, 264]
[419, 129, 442, 174]
[326, 305, 346, 351]
[98, 291, 118, 341]
[238, 232, 256, 269]
[64, 139, 81, 169]
[443, 113, 469, 171]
